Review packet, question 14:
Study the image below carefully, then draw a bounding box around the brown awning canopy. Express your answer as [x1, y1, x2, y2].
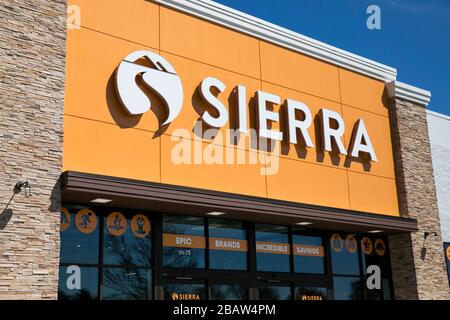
[61, 171, 417, 235]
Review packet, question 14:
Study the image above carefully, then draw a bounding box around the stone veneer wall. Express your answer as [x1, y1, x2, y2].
[388, 98, 450, 299]
[0, 1, 66, 299]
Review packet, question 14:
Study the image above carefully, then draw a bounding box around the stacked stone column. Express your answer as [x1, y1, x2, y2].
[388, 97, 450, 299]
[0, 0, 66, 299]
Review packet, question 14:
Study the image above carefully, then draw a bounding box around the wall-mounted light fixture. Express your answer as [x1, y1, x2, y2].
[424, 231, 438, 239]
[14, 181, 31, 198]
[421, 231, 439, 261]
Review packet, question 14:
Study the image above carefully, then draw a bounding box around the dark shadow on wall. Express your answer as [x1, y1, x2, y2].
[344, 120, 372, 172]
[107, 71, 143, 129]
[49, 175, 62, 214]
[314, 112, 342, 166]
[106, 71, 169, 138]
[0, 208, 13, 230]
[0, 193, 16, 230]
[191, 85, 220, 141]
[279, 100, 308, 160]
[382, 86, 390, 111]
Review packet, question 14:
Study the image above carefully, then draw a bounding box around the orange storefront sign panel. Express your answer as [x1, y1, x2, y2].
[63, 0, 399, 217]
[293, 245, 325, 257]
[163, 233, 206, 249]
[256, 242, 291, 255]
[209, 238, 248, 252]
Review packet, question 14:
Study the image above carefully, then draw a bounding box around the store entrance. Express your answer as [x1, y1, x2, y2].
[161, 276, 330, 300]
[161, 261, 331, 300]
[160, 267, 255, 300]
[162, 277, 251, 300]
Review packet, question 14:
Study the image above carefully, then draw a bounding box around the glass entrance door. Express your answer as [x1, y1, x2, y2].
[163, 278, 207, 301]
[162, 277, 250, 300]
[294, 285, 329, 301]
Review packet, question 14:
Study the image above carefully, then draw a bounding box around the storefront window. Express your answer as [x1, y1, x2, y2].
[58, 266, 98, 300]
[103, 212, 152, 266]
[359, 236, 391, 300]
[164, 282, 207, 300]
[208, 219, 247, 270]
[360, 237, 389, 274]
[295, 287, 328, 300]
[59, 205, 153, 300]
[333, 276, 362, 300]
[163, 215, 205, 269]
[259, 285, 291, 300]
[330, 233, 360, 275]
[102, 268, 152, 300]
[255, 224, 290, 272]
[292, 231, 325, 274]
[210, 284, 248, 300]
[382, 278, 392, 300]
[59, 205, 395, 301]
[60, 206, 99, 264]
[444, 243, 450, 286]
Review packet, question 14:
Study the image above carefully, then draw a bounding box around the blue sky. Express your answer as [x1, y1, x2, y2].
[213, 0, 450, 115]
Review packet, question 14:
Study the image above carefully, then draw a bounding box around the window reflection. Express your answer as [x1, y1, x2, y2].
[164, 283, 207, 300]
[60, 207, 99, 264]
[295, 287, 327, 300]
[209, 219, 247, 271]
[163, 215, 205, 269]
[382, 279, 392, 300]
[103, 212, 152, 267]
[58, 266, 98, 300]
[333, 276, 362, 300]
[292, 231, 325, 274]
[255, 224, 290, 272]
[102, 268, 152, 300]
[211, 284, 248, 300]
[259, 285, 291, 300]
[361, 237, 389, 276]
[330, 234, 360, 275]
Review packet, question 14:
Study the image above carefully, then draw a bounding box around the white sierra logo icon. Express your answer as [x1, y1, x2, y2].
[115, 50, 183, 125]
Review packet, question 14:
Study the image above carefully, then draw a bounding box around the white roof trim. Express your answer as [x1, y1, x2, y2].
[153, 0, 397, 82]
[386, 81, 431, 106]
[427, 110, 450, 122]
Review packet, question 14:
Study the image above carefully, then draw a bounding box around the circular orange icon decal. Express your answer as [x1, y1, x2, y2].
[446, 246, 450, 261]
[345, 234, 357, 254]
[131, 214, 151, 238]
[60, 207, 71, 232]
[106, 212, 127, 236]
[75, 208, 97, 234]
[361, 237, 373, 255]
[375, 239, 386, 256]
[330, 234, 343, 253]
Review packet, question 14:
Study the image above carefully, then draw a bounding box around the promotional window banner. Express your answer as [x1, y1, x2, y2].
[60, 207, 71, 232]
[446, 244, 450, 261]
[330, 234, 344, 253]
[208, 237, 248, 252]
[74, 208, 97, 234]
[374, 238, 386, 256]
[163, 233, 206, 249]
[292, 244, 324, 257]
[361, 237, 373, 255]
[345, 234, 357, 254]
[106, 211, 127, 236]
[256, 241, 291, 255]
[131, 214, 151, 238]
